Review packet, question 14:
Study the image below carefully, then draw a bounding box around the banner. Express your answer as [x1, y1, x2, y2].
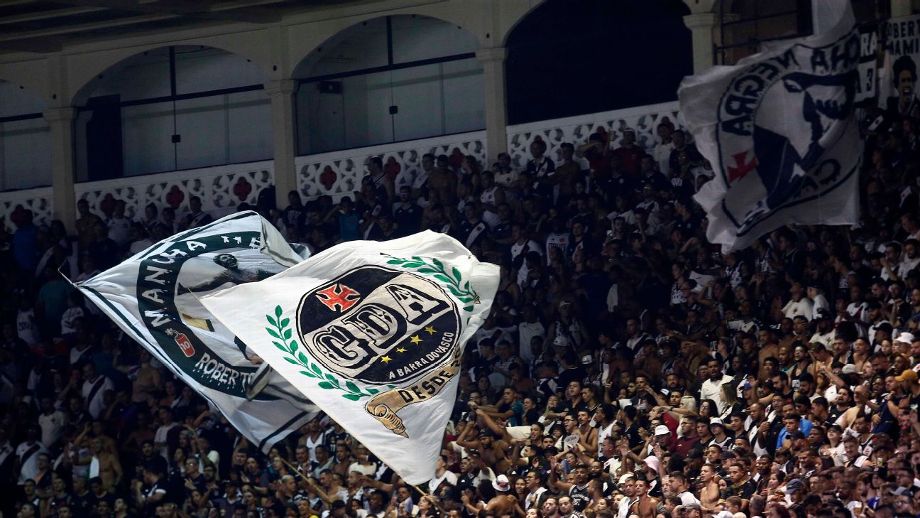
[880, 15, 920, 117]
[76, 211, 318, 451]
[199, 231, 499, 484]
[856, 23, 879, 102]
[679, 0, 861, 251]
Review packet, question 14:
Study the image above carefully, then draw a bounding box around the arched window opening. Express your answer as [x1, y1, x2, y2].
[505, 0, 692, 124]
[294, 15, 484, 154]
[0, 81, 50, 190]
[73, 45, 271, 181]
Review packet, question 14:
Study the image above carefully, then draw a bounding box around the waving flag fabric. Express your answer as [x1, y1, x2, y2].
[199, 231, 499, 484]
[679, 0, 862, 251]
[75, 211, 317, 451]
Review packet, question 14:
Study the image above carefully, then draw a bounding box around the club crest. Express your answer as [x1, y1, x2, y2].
[295, 265, 461, 386]
[716, 30, 862, 236]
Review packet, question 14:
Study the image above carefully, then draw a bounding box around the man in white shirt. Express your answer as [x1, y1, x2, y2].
[807, 285, 830, 320]
[80, 363, 113, 420]
[37, 398, 67, 448]
[428, 455, 458, 494]
[153, 407, 179, 459]
[897, 239, 920, 279]
[700, 358, 734, 413]
[107, 200, 132, 247]
[16, 427, 47, 484]
[668, 471, 701, 506]
[615, 476, 635, 518]
[783, 282, 814, 320]
[517, 305, 545, 364]
[809, 311, 836, 349]
[523, 470, 547, 510]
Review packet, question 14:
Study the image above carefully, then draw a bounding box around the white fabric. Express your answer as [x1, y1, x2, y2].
[81, 375, 113, 419]
[201, 231, 499, 484]
[700, 374, 734, 413]
[679, 0, 860, 251]
[75, 211, 318, 453]
[16, 441, 46, 484]
[38, 410, 67, 448]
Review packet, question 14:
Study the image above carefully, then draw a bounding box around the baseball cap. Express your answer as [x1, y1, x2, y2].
[895, 369, 918, 383]
[895, 332, 915, 344]
[785, 479, 805, 494]
[709, 417, 724, 427]
[654, 425, 670, 436]
[841, 364, 859, 375]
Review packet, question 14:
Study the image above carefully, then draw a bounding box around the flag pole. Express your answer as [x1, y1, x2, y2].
[279, 456, 310, 481]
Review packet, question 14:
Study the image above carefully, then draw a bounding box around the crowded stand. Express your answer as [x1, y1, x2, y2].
[1, 107, 920, 518]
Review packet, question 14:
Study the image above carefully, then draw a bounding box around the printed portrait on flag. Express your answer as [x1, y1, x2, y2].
[881, 15, 920, 118]
[76, 212, 318, 452]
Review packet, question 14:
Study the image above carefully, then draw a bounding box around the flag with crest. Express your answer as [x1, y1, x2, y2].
[200, 231, 499, 484]
[679, 0, 862, 251]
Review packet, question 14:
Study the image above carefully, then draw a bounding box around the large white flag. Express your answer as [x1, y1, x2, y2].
[679, 0, 862, 251]
[75, 211, 317, 451]
[200, 231, 499, 484]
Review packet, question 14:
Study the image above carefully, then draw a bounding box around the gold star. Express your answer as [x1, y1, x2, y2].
[409, 335, 422, 345]
[396, 347, 407, 353]
[381, 356, 392, 364]
[424, 325, 437, 335]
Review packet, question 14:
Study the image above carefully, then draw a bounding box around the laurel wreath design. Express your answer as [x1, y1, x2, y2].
[264, 257, 475, 399]
[383, 255, 479, 312]
[265, 305, 387, 401]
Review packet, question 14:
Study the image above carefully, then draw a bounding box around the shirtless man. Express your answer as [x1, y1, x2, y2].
[699, 464, 721, 512]
[485, 475, 521, 517]
[630, 477, 658, 518]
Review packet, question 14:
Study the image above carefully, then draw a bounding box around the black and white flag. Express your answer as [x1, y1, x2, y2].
[76, 211, 318, 451]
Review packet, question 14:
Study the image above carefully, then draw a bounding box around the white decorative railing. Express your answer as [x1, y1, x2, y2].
[0, 186, 53, 231]
[506, 101, 681, 169]
[0, 101, 687, 231]
[296, 131, 487, 202]
[74, 161, 275, 220]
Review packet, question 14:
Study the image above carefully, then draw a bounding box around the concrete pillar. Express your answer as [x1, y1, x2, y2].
[44, 107, 76, 232]
[476, 46, 508, 163]
[683, 12, 718, 73]
[891, 0, 913, 17]
[265, 79, 298, 211]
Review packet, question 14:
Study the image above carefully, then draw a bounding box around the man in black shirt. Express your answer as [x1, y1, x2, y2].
[392, 186, 422, 237]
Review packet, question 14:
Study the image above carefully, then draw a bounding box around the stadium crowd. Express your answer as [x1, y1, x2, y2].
[1, 106, 920, 518]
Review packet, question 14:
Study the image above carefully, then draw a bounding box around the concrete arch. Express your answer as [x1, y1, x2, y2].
[67, 38, 272, 105]
[496, 1, 546, 47]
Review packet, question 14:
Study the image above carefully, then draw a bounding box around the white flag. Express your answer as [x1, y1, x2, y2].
[679, 0, 862, 251]
[75, 211, 317, 451]
[200, 231, 499, 484]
